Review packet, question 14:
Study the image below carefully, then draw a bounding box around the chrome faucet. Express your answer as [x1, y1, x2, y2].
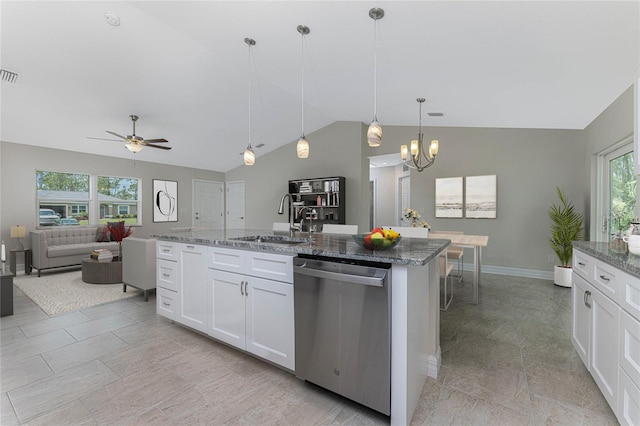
[299, 206, 314, 236]
[278, 193, 301, 236]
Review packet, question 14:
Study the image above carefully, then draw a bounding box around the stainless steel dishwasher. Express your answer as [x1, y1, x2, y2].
[293, 254, 391, 415]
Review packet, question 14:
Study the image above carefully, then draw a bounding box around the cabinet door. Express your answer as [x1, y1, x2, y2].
[245, 277, 295, 370]
[619, 310, 640, 387]
[178, 244, 208, 333]
[591, 286, 620, 409]
[208, 269, 246, 349]
[572, 273, 592, 368]
[618, 367, 640, 426]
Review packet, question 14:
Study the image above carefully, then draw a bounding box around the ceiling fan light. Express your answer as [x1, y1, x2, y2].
[367, 120, 382, 147]
[297, 136, 309, 159]
[125, 142, 143, 153]
[244, 144, 255, 166]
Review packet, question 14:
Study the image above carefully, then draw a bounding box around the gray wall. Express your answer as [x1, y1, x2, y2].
[225, 121, 370, 232]
[0, 142, 224, 249]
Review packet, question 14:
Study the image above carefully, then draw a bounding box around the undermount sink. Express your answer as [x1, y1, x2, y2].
[230, 235, 312, 245]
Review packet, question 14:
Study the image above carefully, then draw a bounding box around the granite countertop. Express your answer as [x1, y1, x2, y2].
[151, 228, 449, 266]
[573, 241, 640, 278]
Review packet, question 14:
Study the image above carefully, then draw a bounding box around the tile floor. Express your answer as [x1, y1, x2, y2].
[1, 270, 619, 425]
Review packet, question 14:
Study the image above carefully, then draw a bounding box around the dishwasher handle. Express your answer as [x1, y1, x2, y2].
[294, 263, 386, 287]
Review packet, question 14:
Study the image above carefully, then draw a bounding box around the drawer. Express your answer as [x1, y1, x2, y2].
[246, 251, 295, 283]
[157, 287, 178, 320]
[157, 258, 178, 291]
[573, 251, 593, 280]
[619, 309, 640, 388]
[157, 241, 178, 261]
[594, 259, 619, 300]
[620, 271, 640, 322]
[208, 246, 246, 273]
[618, 367, 640, 426]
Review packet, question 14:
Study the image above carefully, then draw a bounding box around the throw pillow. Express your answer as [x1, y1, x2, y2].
[96, 226, 110, 242]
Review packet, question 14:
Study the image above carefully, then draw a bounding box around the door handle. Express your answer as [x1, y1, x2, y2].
[584, 290, 592, 308]
[244, 281, 249, 296]
[240, 280, 245, 296]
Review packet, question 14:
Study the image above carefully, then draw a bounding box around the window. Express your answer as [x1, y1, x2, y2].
[98, 175, 140, 225]
[36, 171, 90, 226]
[36, 171, 141, 226]
[597, 139, 637, 241]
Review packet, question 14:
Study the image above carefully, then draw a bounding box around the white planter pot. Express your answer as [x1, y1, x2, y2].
[554, 265, 572, 288]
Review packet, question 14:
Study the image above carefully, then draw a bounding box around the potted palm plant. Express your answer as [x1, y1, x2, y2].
[548, 187, 584, 287]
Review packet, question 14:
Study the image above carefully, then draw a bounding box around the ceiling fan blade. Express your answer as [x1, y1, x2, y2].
[87, 137, 123, 142]
[144, 138, 169, 143]
[143, 143, 172, 150]
[106, 130, 128, 140]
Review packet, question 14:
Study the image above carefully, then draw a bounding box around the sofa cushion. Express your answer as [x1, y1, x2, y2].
[96, 226, 110, 242]
[48, 244, 95, 258]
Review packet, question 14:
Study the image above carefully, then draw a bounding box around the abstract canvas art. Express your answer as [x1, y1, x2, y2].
[153, 179, 178, 222]
[435, 177, 463, 218]
[465, 175, 497, 219]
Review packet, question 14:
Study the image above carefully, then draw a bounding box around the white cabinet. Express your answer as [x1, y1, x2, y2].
[156, 243, 179, 321]
[572, 248, 640, 424]
[591, 284, 620, 408]
[178, 243, 207, 333]
[207, 246, 295, 370]
[572, 273, 592, 367]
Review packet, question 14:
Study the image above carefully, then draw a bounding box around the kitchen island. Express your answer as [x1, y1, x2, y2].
[152, 228, 449, 425]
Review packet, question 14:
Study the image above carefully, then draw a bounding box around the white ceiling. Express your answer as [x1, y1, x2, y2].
[1, 1, 639, 172]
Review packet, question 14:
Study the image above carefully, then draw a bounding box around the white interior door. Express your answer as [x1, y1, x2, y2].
[193, 180, 224, 229]
[226, 181, 245, 230]
[399, 176, 411, 227]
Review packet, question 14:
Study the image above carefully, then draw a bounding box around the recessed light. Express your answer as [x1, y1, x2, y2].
[105, 12, 120, 27]
[427, 112, 444, 117]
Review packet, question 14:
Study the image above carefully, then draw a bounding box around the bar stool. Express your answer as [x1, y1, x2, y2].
[440, 230, 464, 283]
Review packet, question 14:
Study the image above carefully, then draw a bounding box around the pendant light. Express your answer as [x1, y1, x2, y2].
[401, 98, 439, 172]
[296, 25, 310, 159]
[243, 37, 256, 166]
[367, 7, 384, 147]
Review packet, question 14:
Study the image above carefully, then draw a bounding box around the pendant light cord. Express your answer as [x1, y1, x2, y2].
[373, 17, 378, 120]
[300, 31, 305, 137]
[248, 42, 252, 146]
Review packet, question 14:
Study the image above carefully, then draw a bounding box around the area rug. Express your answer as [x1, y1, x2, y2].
[13, 270, 141, 316]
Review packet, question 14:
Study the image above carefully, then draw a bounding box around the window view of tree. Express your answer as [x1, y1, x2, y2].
[36, 171, 142, 227]
[610, 151, 637, 234]
[36, 171, 90, 226]
[98, 176, 140, 225]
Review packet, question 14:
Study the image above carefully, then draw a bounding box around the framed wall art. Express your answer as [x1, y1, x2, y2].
[435, 177, 463, 218]
[465, 175, 497, 219]
[153, 179, 178, 222]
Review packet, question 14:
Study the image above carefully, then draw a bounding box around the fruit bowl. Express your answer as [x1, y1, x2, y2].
[352, 234, 402, 250]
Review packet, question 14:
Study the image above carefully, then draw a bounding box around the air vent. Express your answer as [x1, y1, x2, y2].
[0, 69, 19, 83]
[427, 112, 444, 117]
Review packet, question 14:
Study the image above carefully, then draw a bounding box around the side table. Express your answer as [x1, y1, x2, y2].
[10, 248, 32, 277]
[1, 265, 13, 316]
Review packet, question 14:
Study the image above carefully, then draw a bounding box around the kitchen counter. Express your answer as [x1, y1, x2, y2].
[151, 228, 449, 266]
[151, 228, 449, 425]
[573, 241, 640, 279]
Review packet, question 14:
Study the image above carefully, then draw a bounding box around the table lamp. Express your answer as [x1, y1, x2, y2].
[11, 225, 25, 250]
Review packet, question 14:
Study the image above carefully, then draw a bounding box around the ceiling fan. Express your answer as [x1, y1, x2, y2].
[88, 115, 171, 153]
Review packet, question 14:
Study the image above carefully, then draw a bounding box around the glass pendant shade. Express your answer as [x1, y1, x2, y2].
[125, 142, 143, 153]
[429, 139, 439, 158]
[367, 120, 382, 147]
[410, 140, 419, 157]
[297, 136, 309, 159]
[244, 145, 255, 165]
[400, 144, 409, 161]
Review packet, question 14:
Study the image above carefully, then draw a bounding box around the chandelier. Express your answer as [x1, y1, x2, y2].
[401, 98, 439, 172]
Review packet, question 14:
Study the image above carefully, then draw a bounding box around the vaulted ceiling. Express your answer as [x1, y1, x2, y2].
[1, 1, 638, 172]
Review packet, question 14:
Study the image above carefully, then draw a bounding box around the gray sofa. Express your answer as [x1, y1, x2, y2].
[30, 226, 120, 276]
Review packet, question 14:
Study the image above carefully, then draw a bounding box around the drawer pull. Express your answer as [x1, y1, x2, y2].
[578, 262, 585, 267]
[163, 302, 171, 306]
[162, 248, 170, 253]
[599, 275, 610, 282]
[162, 273, 170, 278]
[584, 290, 592, 308]
[187, 245, 195, 249]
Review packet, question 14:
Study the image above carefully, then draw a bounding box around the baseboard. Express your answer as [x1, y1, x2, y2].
[461, 262, 553, 281]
